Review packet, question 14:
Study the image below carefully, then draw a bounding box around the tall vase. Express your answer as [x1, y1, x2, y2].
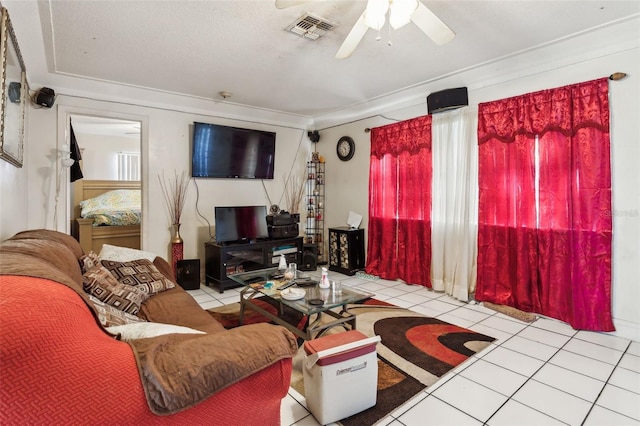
[171, 223, 183, 244]
[171, 223, 184, 279]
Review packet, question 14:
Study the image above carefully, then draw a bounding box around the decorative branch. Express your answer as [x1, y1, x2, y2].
[158, 171, 190, 224]
[283, 174, 305, 214]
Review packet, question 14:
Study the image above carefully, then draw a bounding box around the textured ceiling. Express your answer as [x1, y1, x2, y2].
[36, 0, 640, 118]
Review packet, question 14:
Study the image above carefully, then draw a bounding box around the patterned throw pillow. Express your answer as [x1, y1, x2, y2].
[82, 264, 149, 315]
[88, 295, 146, 327]
[101, 258, 176, 296]
[79, 250, 101, 274]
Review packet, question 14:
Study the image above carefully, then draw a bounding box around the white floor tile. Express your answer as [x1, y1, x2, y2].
[281, 394, 313, 426]
[513, 380, 592, 425]
[432, 375, 509, 422]
[411, 304, 454, 319]
[469, 323, 512, 343]
[389, 282, 424, 293]
[575, 330, 632, 351]
[423, 299, 462, 314]
[608, 364, 640, 393]
[396, 395, 483, 425]
[500, 335, 559, 361]
[627, 342, 640, 357]
[596, 383, 640, 421]
[482, 346, 546, 377]
[396, 292, 433, 305]
[563, 338, 625, 365]
[197, 299, 222, 310]
[459, 358, 528, 396]
[583, 405, 640, 426]
[487, 400, 566, 426]
[389, 390, 428, 418]
[385, 297, 414, 309]
[619, 353, 640, 374]
[530, 316, 578, 336]
[412, 287, 444, 299]
[532, 363, 605, 402]
[468, 302, 500, 315]
[516, 325, 572, 348]
[376, 286, 408, 298]
[447, 306, 492, 323]
[436, 312, 475, 329]
[359, 281, 389, 292]
[549, 349, 616, 382]
[479, 316, 529, 335]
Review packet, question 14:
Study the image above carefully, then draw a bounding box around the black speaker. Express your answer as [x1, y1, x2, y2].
[35, 87, 56, 108]
[307, 130, 320, 143]
[427, 87, 468, 114]
[299, 244, 318, 271]
[176, 259, 200, 290]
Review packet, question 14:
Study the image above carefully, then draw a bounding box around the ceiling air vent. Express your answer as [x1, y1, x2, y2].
[286, 13, 334, 40]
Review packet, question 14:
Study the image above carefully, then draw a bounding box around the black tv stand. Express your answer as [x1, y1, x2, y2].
[204, 236, 303, 293]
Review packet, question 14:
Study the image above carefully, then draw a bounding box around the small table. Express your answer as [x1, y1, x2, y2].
[228, 267, 374, 341]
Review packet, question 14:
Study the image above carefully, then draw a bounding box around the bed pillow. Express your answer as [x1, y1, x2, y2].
[101, 258, 176, 295]
[82, 264, 149, 315]
[106, 322, 206, 341]
[88, 295, 146, 327]
[98, 244, 157, 262]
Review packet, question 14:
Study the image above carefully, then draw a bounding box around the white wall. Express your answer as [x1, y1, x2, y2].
[76, 133, 140, 180]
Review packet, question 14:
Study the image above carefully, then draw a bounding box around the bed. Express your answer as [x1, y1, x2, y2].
[72, 180, 141, 254]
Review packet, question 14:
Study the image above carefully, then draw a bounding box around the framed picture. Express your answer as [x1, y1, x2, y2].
[0, 7, 26, 168]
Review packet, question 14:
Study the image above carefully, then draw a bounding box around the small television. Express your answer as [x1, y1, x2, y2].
[215, 205, 269, 244]
[192, 122, 276, 179]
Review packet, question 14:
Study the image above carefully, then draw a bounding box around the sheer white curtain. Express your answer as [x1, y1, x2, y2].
[431, 107, 478, 301]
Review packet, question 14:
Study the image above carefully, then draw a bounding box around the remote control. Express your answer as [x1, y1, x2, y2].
[277, 281, 296, 290]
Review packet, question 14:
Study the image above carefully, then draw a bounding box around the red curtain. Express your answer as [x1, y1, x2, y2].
[476, 78, 614, 331]
[367, 116, 433, 287]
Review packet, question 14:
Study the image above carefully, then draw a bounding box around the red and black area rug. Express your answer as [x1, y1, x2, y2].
[209, 298, 495, 426]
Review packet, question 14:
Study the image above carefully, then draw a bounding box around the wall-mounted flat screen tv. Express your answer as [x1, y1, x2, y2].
[192, 122, 276, 179]
[214, 205, 269, 244]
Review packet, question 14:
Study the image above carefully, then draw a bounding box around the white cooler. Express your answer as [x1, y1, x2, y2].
[303, 330, 381, 425]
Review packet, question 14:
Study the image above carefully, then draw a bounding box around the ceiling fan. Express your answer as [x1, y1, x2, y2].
[276, 0, 455, 59]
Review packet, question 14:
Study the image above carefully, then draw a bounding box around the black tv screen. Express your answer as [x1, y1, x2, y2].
[192, 122, 276, 179]
[215, 205, 269, 243]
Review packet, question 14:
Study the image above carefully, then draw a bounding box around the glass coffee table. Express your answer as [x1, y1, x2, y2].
[228, 267, 374, 341]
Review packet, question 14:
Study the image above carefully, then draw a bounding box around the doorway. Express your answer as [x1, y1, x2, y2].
[65, 113, 144, 252]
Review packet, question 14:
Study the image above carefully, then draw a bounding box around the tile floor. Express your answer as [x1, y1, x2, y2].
[187, 270, 640, 426]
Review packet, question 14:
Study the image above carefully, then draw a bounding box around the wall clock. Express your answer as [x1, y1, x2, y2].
[336, 136, 355, 161]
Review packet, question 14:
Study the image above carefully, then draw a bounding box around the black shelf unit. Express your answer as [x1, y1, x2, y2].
[328, 227, 365, 276]
[305, 160, 326, 265]
[205, 237, 302, 293]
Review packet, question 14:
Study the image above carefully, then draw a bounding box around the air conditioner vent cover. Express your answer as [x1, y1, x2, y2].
[286, 13, 335, 40]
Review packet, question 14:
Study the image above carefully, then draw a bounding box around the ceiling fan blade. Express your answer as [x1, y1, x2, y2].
[335, 12, 369, 59]
[411, 2, 455, 45]
[275, 0, 322, 9]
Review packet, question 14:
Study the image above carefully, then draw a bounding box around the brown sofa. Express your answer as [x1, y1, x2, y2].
[0, 229, 297, 425]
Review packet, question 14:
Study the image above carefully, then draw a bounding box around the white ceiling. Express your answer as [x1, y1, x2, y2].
[28, 0, 640, 120]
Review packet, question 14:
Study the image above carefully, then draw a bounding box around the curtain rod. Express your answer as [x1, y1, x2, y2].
[361, 72, 627, 133]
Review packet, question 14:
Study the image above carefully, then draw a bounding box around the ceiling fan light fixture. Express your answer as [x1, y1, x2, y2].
[365, 0, 388, 30]
[389, 0, 418, 29]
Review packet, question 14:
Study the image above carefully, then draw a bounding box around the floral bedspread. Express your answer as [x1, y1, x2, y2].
[80, 189, 141, 226]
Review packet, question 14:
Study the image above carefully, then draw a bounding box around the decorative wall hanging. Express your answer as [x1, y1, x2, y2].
[0, 7, 26, 168]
